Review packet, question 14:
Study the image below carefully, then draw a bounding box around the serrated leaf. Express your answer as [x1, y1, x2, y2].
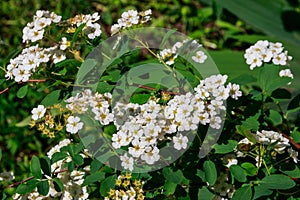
[163, 167, 183, 184]
[204, 160, 217, 186]
[198, 186, 215, 200]
[100, 175, 117, 196]
[268, 110, 282, 126]
[30, 156, 42, 179]
[213, 140, 238, 154]
[40, 90, 61, 107]
[37, 180, 49, 196]
[260, 175, 295, 189]
[83, 171, 106, 186]
[231, 185, 252, 200]
[17, 85, 28, 98]
[53, 178, 64, 192]
[40, 156, 51, 176]
[230, 165, 247, 182]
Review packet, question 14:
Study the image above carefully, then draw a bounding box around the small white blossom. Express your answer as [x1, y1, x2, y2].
[192, 50, 207, 63]
[31, 105, 46, 120]
[66, 116, 84, 134]
[173, 134, 189, 150]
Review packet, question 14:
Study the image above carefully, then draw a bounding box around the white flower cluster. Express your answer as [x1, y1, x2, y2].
[65, 89, 114, 125]
[5, 44, 65, 82]
[158, 40, 207, 66]
[112, 74, 242, 171]
[244, 40, 293, 70]
[13, 139, 89, 200]
[68, 12, 102, 39]
[236, 130, 299, 166]
[111, 9, 152, 35]
[22, 10, 62, 43]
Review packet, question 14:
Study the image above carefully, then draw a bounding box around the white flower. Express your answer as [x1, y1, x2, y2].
[29, 29, 45, 42]
[60, 37, 70, 50]
[128, 139, 146, 158]
[227, 83, 242, 100]
[53, 51, 66, 63]
[279, 69, 293, 79]
[31, 105, 46, 120]
[272, 52, 287, 65]
[226, 158, 238, 168]
[141, 146, 160, 164]
[86, 22, 102, 39]
[66, 116, 84, 134]
[120, 154, 134, 171]
[12, 67, 31, 82]
[288, 148, 299, 163]
[111, 24, 121, 35]
[192, 50, 207, 63]
[173, 134, 189, 150]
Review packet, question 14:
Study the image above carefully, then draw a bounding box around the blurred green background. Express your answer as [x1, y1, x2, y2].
[0, 0, 300, 191]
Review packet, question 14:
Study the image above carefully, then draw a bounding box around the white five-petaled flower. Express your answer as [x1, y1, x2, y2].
[66, 116, 84, 134]
[31, 105, 46, 120]
[120, 154, 134, 171]
[192, 50, 207, 63]
[173, 134, 189, 150]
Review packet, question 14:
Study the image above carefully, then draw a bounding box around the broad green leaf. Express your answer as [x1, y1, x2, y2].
[241, 162, 258, 176]
[17, 85, 28, 98]
[16, 179, 38, 194]
[163, 167, 183, 184]
[40, 90, 61, 106]
[231, 185, 252, 200]
[53, 178, 64, 192]
[268, 110, 282, 126]
[90, 159, 103, 173]
[40, 156, 51, 176]
[242, 113, 260, 131]
[30, 156, 42, 179]
[52, 152, 68, 163]
[96, 82, 114, 93]
[253, 185, 273, 200]
[280, 165, 300, 178]
[68, 161, 75, 172]
[260, 175, 295, 189]
[100, 175, 117, 196]
[203, 160, 217, 186]
[196, 169, 206, 182]
[83, 171, 105, 186]
[230, 165, 247, 182]
[130, 94, 151, 104]
[198, 186, 215, 200]
[37, 180, 49, 196]
[291, 128, 300, 143]
[76, 59, 97, 85]
[72, 154, 84, 165]
[230, 74, 257, 85]
[163, 180, 177, 195]
[213, 140, 238, 154]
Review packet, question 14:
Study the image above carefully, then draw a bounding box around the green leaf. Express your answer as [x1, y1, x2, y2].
[241, 113, 260, 131]
[53, 178, 64, 192]
[280, 165, 300, 178]
[213, 140, 238, 154]
[253, 185, 273, 200]
[268, 110, 282, 126]
[40, 156, 51, 176]
[17, 85, 28, 98]
[236, 125, 257, 144]
[163, 180, 177, 195]
[196, 169, 206, 182]
[230, 74, 257, 85]
[54, 58, 81, 68]
[198, 186, 215, 200]
[130, 94, 151, 104]
[163, 167, 183, 184]
[100, 175, 117, 196]
[203, 160, 217, 186]
[30, 156, 42, 179]
[52, 152, 68, 163]
[291, 128, 300, 143]
[231, 185, 252, 200]
[15, 116, 31, 127]
[96, 82, 114, 93]
[83, 171, 105, 186]
[230, 165, 247, 182]
[37, 180, 49, 196]
[72, 154, 84, 165]
[241, 162, 258, 176]
[260, 175, 295, 190]
[71, 23, 86, 48]
[90, 159, 103, 173]
[40, 90, 61, 107]
[15, 179, 38, 194]
[68, 161, 75, 172]
[76, 59, 97, 85]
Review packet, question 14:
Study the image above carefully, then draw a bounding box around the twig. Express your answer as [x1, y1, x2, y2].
[7, 176, 34, 188]
[137, 84, 181, 95]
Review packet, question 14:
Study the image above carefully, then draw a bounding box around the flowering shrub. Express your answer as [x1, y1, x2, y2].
[0, 5, 299, 200]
